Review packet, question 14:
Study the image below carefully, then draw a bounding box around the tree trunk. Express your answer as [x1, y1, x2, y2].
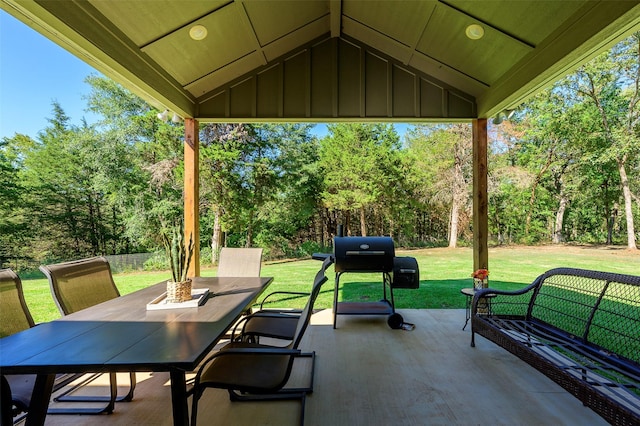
[606, 203, 618, 245]
[552, 195, 567, 244]
[360, 206, 367, 236]
[618, 158, 637, 249]
[344, 210, 351, 236]
[449, 143, 466, 249]
[246, 209, 254, 247]
[211, 210, 222, 263]
[448, 200, 459, 248]
[526, 149, 554, 236]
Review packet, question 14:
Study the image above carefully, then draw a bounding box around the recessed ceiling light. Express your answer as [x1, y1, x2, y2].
[465, 24, 484, 40]
[189, 25, 208, 41]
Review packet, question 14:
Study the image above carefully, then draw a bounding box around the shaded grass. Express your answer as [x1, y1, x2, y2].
[19, 245, 640, 324]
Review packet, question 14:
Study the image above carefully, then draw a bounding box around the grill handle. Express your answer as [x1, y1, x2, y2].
[345, 250, 387, 256]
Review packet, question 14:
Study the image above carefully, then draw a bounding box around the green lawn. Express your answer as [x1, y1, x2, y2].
[19, 245, 640, 324]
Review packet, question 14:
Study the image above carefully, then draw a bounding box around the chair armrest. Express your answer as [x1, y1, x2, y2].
[259, 291, 309, 310]
[471, 278, 540, 316]
[230, 310, 300, 341]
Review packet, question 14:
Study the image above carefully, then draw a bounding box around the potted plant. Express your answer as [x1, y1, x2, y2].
[162, 225, 195, 303]
[471, 268, 490, 313]
[471, 268, 489, 290]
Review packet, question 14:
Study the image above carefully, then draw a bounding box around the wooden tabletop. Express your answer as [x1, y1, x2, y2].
[0, 276, 273, 374]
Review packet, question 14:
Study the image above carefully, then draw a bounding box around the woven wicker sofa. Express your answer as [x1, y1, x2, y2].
[470, 267, 640, 426]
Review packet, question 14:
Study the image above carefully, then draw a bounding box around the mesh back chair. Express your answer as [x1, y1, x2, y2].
[39, 257, 136, 411]
[217, 248, 263, 277]
[0, 269, 99, 421]
[1, 268, 36, 423]
[218, 247, 263, 320]
[42, 257, 121, 315]
[0, 269, 35, 338]
[190, 257, 332, 426]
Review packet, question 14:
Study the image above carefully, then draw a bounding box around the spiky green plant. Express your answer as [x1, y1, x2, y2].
[162, 226, 194, 283]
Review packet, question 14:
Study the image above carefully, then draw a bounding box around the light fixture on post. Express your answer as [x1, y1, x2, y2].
[492, 109, 515, 125]
[157, 110, 169, 122]
[171, 112, 182, 123]
[465, 24, 484, 40]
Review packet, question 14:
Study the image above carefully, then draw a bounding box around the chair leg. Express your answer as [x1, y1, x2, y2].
[299, 392, 306, 426]
[54, 372, 135, 403]
[227, 390, 307, 426]
[191, 387, 203, 426]
[1, 375, 13, 426]
[278, 351, 315, 394]
[47, 372, 121, 415]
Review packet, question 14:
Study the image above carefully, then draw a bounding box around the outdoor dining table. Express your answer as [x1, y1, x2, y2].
[0, 276, 273, 426]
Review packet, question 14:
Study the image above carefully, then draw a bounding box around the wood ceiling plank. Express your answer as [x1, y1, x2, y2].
[90, 0, 228, 47]
[3, 0, 639, 120]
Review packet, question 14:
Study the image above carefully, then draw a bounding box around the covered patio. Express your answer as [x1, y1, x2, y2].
[40, 309, 606, 425]
[3, 1, 640, 425]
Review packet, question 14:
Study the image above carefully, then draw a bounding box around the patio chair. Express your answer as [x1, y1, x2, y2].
[39, 257, 136, 411]
[190, 256, 331, 426]
[218, 247, 263, 321]
[217, 247, 263, 277]
[0, 268, 37, 423]
[231, 257, 334, 344]
[0, 269, 100, 422]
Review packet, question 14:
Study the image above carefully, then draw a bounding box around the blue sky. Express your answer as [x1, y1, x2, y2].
[0, 11, 101, 140]
[0, 10, 408, 141]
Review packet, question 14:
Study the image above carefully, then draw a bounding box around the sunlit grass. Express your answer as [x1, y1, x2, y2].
[19, 245, 640, 324]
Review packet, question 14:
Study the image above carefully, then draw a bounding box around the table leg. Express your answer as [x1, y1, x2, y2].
[25, 374, 55, 426]
[2, 375, 12, 426]
[462, 294, 471, 330]
[169, 369, 189, 426]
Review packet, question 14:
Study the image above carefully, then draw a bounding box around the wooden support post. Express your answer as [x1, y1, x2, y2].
[472, 119, 488, 272]
[184, 118, 200, 277]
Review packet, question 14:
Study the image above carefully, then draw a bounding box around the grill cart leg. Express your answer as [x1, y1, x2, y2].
[333, 272, 341, 329]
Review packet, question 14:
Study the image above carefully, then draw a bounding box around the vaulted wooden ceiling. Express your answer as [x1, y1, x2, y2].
[3, 1, 640, 122]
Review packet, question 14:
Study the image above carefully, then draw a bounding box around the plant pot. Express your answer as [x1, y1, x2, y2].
[473, 278, 487, 290]
[166, 279, 192, 303]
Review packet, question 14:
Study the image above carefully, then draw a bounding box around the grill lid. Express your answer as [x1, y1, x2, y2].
[333, 236, 395, 272]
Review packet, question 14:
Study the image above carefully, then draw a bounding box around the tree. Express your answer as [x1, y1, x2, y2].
[405, 124, 472, 247]
[319, 123, 401, 237]
[252, 124, 322, 252]
[567, 33, 640, 249]
[85, 75, 184, 251]
[516, 88, 584, 243]
[0, 136, 27, 267]
[200, 123, 250, 260]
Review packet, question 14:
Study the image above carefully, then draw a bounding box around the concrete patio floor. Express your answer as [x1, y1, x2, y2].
[35, 309, 608, 426]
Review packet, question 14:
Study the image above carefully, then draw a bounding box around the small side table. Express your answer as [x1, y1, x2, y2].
[460, 287, 495, 330]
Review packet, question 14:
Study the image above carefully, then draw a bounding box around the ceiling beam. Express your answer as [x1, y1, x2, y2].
[330, 0, 341, 38]
[236, 1, 268, 66]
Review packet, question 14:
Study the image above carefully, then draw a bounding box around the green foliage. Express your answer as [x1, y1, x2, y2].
[318, 123, 410, 237]
[161, 225, 194, 283]
[4, 34, 640, 266]
[404, 123, 473, 246]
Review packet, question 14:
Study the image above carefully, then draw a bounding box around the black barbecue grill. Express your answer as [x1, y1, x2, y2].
[333, 236, 395, 272]
[320, 235, 419, 329]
